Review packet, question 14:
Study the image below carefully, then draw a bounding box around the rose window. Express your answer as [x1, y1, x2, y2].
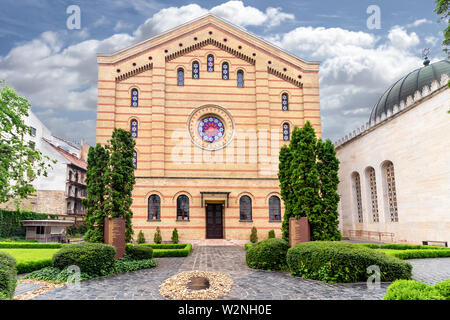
[198, 116, 225, 143]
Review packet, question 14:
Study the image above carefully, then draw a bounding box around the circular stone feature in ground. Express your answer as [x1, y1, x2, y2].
[159, 270, 232, 300]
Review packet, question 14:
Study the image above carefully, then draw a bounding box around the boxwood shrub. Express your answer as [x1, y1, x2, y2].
[52, 243, 116, 276]
[382, 249, 450, 260]
[135, 243, 192, 257]
[125, 245, 153, 260]
[0, 242, 63, 249]
[360, 243, 449, 250]
[246, 238, 290, 271]
[384, 279, 450, 300]
[287, 241, 412, 283]
[0, 251, 17, 300]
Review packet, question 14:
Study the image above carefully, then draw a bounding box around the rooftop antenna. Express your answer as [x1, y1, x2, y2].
[422, 48, 431, 66]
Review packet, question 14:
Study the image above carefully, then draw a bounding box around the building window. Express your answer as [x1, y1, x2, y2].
[282, 123, 290, 141]
[192, 61, 200, 79]
[30, 126, 36, 136]
[207, 55, 214, 72]
[222, 62, 229, 80]
[148, 194, 161, 220]
[352, 172, 363, 223]
[69, 171, 73, 181]
[177, 195, 189, 220]
[269, 196, 281, 221]
[282, 93, 289, 111]
[36, 226, 45, 235]
[239, 196, 252, 221]
[133, 151, 137, 169]
[75, 172, 78, 182]
[130, 119, 138, 138]
[383, 161, 398, 222]
[366, 167, 379, 222]
[237, 70, 244, 87]
[131, 88, 138, 107]
[68, 186, 72, 196]
[177, 68, 184, 86]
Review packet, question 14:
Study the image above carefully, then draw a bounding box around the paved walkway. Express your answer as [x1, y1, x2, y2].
[22, 245, 449, 300]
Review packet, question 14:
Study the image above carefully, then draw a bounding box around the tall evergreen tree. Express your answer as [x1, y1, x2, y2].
[82, 144, 109, 243]
[104, 128, 136, 242]
[315, 139, 342, 241]
[278, 145, 293, 241]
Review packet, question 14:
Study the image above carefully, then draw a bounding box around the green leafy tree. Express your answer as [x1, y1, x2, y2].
[279, 121, 341, 241]
[435, 0, 449, 58]
[82, 144, 109, 243]
[0, 83, 54, 206]
[104, 128, 136, 243]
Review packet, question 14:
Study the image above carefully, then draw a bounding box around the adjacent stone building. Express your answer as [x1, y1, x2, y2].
[335, 60, 450, 245]
[95, 14, 321, 241]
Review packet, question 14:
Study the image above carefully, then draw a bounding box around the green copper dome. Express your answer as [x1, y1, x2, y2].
[369, 60, 450, 123]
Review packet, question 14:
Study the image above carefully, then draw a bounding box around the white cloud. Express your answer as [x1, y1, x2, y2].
[114, 21, 133, 32]
[387, 26, 420, 49]
[425, 36, 439, 46]
[406, 18, 432, 28]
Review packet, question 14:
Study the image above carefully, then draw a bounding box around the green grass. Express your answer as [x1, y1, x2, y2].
[0, 248, 59, 274]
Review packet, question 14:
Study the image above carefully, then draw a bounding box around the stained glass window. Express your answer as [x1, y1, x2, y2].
[237, 70, 244, 88]
[352, 172, 363, 223]
[177, 195, 189, 220]
[282, 93, 289, 111]
[222, 62, 229, 80]
[177, 68, 184, 86]
[282, 123, 290, 141]
[131, 89, 138, 107]
[269, 196, 281, 221]
[384, 161, 398, 222]
[130, 119, 138, 138]
[192, 61, 199, 79]
[240, 196, 252, 221]
[148, 194, 161, 220]
[133, 151, 137, 169]
[367, 167, 379, 222]
[198, 116, 225, 143]
[207, 55, 214, 72]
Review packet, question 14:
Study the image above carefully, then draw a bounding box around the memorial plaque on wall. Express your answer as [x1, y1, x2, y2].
[104, 217, 126, 259]
[289, 217, 310, 247]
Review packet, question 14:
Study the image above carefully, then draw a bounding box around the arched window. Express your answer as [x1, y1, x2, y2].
[69, 171, 73, 181]
[148, 194, 161, 220]
[131, 88, 138, 107]
[192, 61, 200, 79]
[382, 161, 398, 222]
[177, 195, 189, 220]
[130, 119, 138, 138]
[366, 167, 379, 222]
[222, 62, 229, 80]
[282, 123, 290, 141]
[237, 70, 244, 88]
[239, 196, 252, 221]
[177, 68, 184, 86]
[269, 196, 281, 221]
[132, 151, 137, 169]
[207, 55, 214, 72]
[282, 93, 289, 111]
[352, 172, 363, 223]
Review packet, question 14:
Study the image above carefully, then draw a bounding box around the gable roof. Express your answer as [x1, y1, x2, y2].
[97, 14, 319, 71]
[43, 138, 87, 171]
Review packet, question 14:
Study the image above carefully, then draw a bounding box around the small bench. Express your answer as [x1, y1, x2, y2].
[422, 241, 448, 247]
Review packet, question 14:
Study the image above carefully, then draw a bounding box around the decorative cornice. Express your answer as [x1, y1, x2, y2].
[165, 37, 256, 65]
[115, 62, 153, 82]
[268, 66, 303, 88]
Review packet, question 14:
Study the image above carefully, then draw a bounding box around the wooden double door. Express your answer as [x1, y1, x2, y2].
[206, 203, 223, 239]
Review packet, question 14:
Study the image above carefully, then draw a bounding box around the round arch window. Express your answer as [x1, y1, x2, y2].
[197, 116, 225, 143]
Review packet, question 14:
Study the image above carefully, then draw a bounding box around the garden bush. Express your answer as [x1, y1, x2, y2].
[0, 251, 17, 300]
[268, 230, 275, 239]
[359, 243, 449, 250]
[125, 245, 153, 260]
[384, 279, 449, 300]
[52, 243, 116, 276]
[382, 249, 450, 260]
[0, 242, 63, 249]
[0, 209, 56, 238]
[246, 238, 289, 271]
[137, 230, 146, 244]
[171, 228, 179, 244]
[250, 227, 258, 243]
[287, 241, 412, 283]
[154, 227, 162, 244]
[129, 243, 192, 257]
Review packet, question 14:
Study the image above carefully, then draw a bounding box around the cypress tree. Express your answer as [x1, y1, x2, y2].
[278, 145, 294, 241]
[104, 128, 136, 242]
[82, 144, 109, 243]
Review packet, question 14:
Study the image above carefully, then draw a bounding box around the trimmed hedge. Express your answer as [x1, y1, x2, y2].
[0, 242, 63, 249]
[137, 243, 188, 249]
[52, 243, 116, 276]
[360, 243, 449, 250]
[133, 243, 193, 257]
[384, 279, 450, 300]
[246, 238, 290, 271]
[287, 241, 412, 283]
[0, 251, 17, 300]
[125, 245, 153, 260]
[17, 259, 52, 274]
[381, 249, 450, 260]
[0, 209, 56, 238]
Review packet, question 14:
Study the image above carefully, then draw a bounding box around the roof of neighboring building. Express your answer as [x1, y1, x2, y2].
[369, 60, 450, 123]
[43, 138, 87, 170]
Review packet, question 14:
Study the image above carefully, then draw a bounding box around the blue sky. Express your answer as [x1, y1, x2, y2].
[0, 0, 446, 145]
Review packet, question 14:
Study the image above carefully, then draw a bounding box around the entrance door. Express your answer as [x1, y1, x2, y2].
[206, 203, 223, 239]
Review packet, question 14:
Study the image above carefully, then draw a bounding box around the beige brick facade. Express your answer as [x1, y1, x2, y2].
[96, 15, 321, 241]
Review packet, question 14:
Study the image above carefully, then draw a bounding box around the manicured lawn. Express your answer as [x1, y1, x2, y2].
[0, 248, 59, 274]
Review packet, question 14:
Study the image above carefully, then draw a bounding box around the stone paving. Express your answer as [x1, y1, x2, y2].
[23, 245, 449, 300]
